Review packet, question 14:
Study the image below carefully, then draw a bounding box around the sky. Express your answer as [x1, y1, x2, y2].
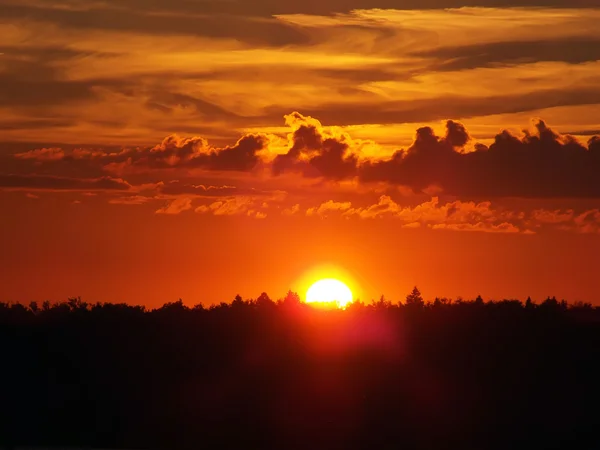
[2, 0, 600, 307]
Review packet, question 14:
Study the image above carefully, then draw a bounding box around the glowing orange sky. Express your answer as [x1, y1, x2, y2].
[1, 0, 600, 306]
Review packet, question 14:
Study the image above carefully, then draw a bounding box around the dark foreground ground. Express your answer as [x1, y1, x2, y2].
[2, 295, 600, 449]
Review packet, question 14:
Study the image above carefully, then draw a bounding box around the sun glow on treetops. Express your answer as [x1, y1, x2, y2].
[306, 278, 354, 309]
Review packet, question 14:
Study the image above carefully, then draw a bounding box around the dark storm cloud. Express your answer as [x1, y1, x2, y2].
[360, 120, 600, 198]
[0, 174, 131, 191]
[414, 38, 600, 71]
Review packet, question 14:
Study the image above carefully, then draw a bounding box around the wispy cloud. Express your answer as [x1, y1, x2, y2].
[1, 4, 599, 146]
[155, 197, 193, 215]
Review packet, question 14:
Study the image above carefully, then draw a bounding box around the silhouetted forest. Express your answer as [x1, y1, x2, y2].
[2, 289, 600, 450]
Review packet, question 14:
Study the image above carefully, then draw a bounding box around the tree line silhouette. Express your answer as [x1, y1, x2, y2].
[1, 288, 599, 450]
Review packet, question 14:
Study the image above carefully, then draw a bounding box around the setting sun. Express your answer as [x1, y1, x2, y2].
[306, 279, 353, 308]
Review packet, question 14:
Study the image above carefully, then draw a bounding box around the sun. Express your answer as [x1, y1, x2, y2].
[306, 278, 353, 309]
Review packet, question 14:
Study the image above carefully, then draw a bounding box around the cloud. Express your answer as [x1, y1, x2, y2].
[273, 112, 359, 179]
[159, 183, 239, 196]
[143, 91, 240, 120]
[195, 197, 253, 216]
[359, 119, 600, 198]
[351, 195, 519, 222]
[14, 148, 65, 161]
[116, 133, 268, 171]
[155, 197, 193, 215]
[0, 45, 120, 108]
[414, 38, 600, 71]
[194, 188, 287, 217]
[2, 4, 600, 148]
[0, 3, 310, 47]
[6, 112, 600, 201]
[0, 74, 100, 107]
[299, 194, 600, 234]
[306, 200, 353, 217]
[303, 195, 527, 233]
[109, 195, 153, 205]
[196, 134, 268, 171]
[253, 211, 268, 219]
[195, 196, 267, 218]
[573, 209, 600, 234]
[430, 222, 521, 233]
[282, 204, 301, 216]
[8, 133, 270, 179]
[402, 222, 421, 229]
[530, 209, 574, 224]
[343, 195, 401, 219]
[265, 86, 600, 129]
[36, 0, 598, 17]
[273, 113, 600, 198]
[527, 206, 600, 233]
[0, 174, 131, 191]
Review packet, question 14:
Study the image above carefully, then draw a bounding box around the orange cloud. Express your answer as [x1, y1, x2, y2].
[306, 200, 353, 217]
[120, 133, 269, 171]
[273, 112, 358, 180]
[155, 197, 193, 215]
[344, 196, 519, 224]
[573, 209, 600, 234]
[14, 148, 65, 161]
[282, 204, 301, 216]
[8, 134, 270, 178]
[0, 174, 131, 191]
[303, 196, 526, 233]
[4, 113, 600, 206]
[530, 209, 575, 224]
[430, 222, 520, 234]
[297, 195, 600, 235]
[109, 196, 154, 205]
[195, 196, 269, 218]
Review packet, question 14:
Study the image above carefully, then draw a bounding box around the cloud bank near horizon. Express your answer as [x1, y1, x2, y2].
[5, 112, 599, 197]
[3, 112, 600, 235]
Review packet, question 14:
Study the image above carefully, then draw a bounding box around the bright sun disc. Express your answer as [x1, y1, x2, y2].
[306, 279, 353, 308]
